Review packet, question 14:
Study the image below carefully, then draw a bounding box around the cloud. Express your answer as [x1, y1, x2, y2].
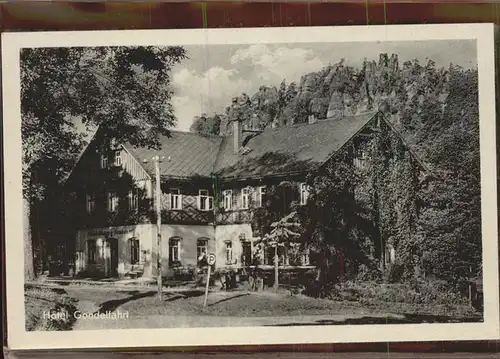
[230, 44, 324, 83]
[170, 44, 324, 131]
[171, 66, 251, 131]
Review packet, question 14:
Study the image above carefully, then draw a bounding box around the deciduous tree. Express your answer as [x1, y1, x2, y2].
[21, 45, 187, 279]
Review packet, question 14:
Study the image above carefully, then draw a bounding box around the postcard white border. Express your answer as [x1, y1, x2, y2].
[3, 23, 499, 350]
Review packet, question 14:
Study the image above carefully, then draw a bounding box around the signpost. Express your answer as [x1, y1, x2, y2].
[203, 253, 216, 307]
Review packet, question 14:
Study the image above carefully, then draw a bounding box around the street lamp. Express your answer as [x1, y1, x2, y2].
[143, 155, 166, 301]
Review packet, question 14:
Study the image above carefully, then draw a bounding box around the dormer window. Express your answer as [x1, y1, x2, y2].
[100, 154, 108, 169]
[198, 189, 213, 211]
[241, 188, 249, 209]
[223, 190, 232, 211]
[300, 183, 310, 205]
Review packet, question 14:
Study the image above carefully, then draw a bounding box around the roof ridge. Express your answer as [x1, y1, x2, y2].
[258, 111, 380, 133]
[167, 129, 223, 140]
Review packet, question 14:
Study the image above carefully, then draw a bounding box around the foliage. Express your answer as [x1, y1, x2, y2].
[21, 46, 187, 278]
[328, 280, 479, 317]
[254, 212, 301, 254]
[21, 45, 187, 201]
[190, 113, 222, 136]
[25, 285, 78, 331]
[252, 181, 298, 237]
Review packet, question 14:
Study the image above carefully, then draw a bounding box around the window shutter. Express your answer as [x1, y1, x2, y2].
[197, 194, 201, 210]
[165, 193, 171, 210]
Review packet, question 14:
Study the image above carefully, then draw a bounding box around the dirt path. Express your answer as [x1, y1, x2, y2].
[63, 286, 402, 330]
[56, 285, 481, 330]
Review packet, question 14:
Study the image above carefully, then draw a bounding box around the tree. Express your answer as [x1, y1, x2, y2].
[190, 113, 221, 136]
[21, 45, 187, 279]
[416, 65, 481, 284]
[255, 212, 301, 291]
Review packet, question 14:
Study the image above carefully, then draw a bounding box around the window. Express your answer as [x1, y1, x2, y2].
[100, 154, 108, 169]
[354, 147, 367, 169]
[169, 238, 181, 264]
[128, 189, 138, 210]
[198, 189, 213, 211]
[87, 240, 97, 264]
[264, 247, 274, 266]
[129, 238, 140, 265]
[86, 194, 95, 214]
[114, 150, 122, 167]
[279, 247, 289, 266]
[300, 183, 310, 205]
[223, 190, 232, 210]
[385, 244, 396, 265]
[197, 239, 208, 260]
[170, 189, 182, 210]
[256, 186, 266, 208]
[107, 192, 119, 212]
[241, 188, 250, 209]
[225, 241, 233, 264]
[301, 248, 311, 266]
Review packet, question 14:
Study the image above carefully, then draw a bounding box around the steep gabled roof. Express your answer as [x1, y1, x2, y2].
[67, 110, 430, 184]
[122, 131, 223, 179]
[214, 112, 379, 179]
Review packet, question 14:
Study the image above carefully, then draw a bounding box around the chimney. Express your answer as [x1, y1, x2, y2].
[233, 120, 241, 154]
[308, 114, 317, 124]
[326, 90, 344, 119]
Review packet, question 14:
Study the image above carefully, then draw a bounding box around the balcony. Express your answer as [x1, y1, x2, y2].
[216, 210, 253, 225]
[161, 209, 214, 225]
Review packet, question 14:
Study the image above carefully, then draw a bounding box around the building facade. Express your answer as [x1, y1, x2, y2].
[63, 109, 425, 279]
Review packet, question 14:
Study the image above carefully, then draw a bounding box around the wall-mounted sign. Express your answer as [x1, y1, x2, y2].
[88, 228, 134, 237]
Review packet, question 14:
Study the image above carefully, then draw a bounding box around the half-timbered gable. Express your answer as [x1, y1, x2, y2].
[65, 129, 153, 230]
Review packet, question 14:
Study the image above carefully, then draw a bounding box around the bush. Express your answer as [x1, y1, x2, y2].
[25, 286, 78, 331]
[355, 264, 382, 282]
[319, 279, 478, 318]
[170, 264, 196, 281]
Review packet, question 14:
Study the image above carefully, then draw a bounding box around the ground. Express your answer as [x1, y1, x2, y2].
[25, 283, 483, 331]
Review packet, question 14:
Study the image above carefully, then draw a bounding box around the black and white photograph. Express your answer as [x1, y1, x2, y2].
[3, 24, 499, 350]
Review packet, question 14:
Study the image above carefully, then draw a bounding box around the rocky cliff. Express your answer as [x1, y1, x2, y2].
[192, 53, 452, 147]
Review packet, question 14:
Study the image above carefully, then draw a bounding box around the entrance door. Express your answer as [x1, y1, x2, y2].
[242, 242, 252, 267]
[104, 238, 119, 277]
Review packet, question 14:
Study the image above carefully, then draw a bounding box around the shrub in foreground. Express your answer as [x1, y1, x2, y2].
[25, 286, 78, 331]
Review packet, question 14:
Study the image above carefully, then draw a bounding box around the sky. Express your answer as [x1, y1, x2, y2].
[169, 39, 477, 131]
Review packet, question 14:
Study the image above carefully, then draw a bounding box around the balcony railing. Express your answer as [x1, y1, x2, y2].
[216, 210, 253, 225]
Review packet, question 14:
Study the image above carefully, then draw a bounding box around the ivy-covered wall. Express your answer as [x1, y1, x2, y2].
[297, 115, 424, 283]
